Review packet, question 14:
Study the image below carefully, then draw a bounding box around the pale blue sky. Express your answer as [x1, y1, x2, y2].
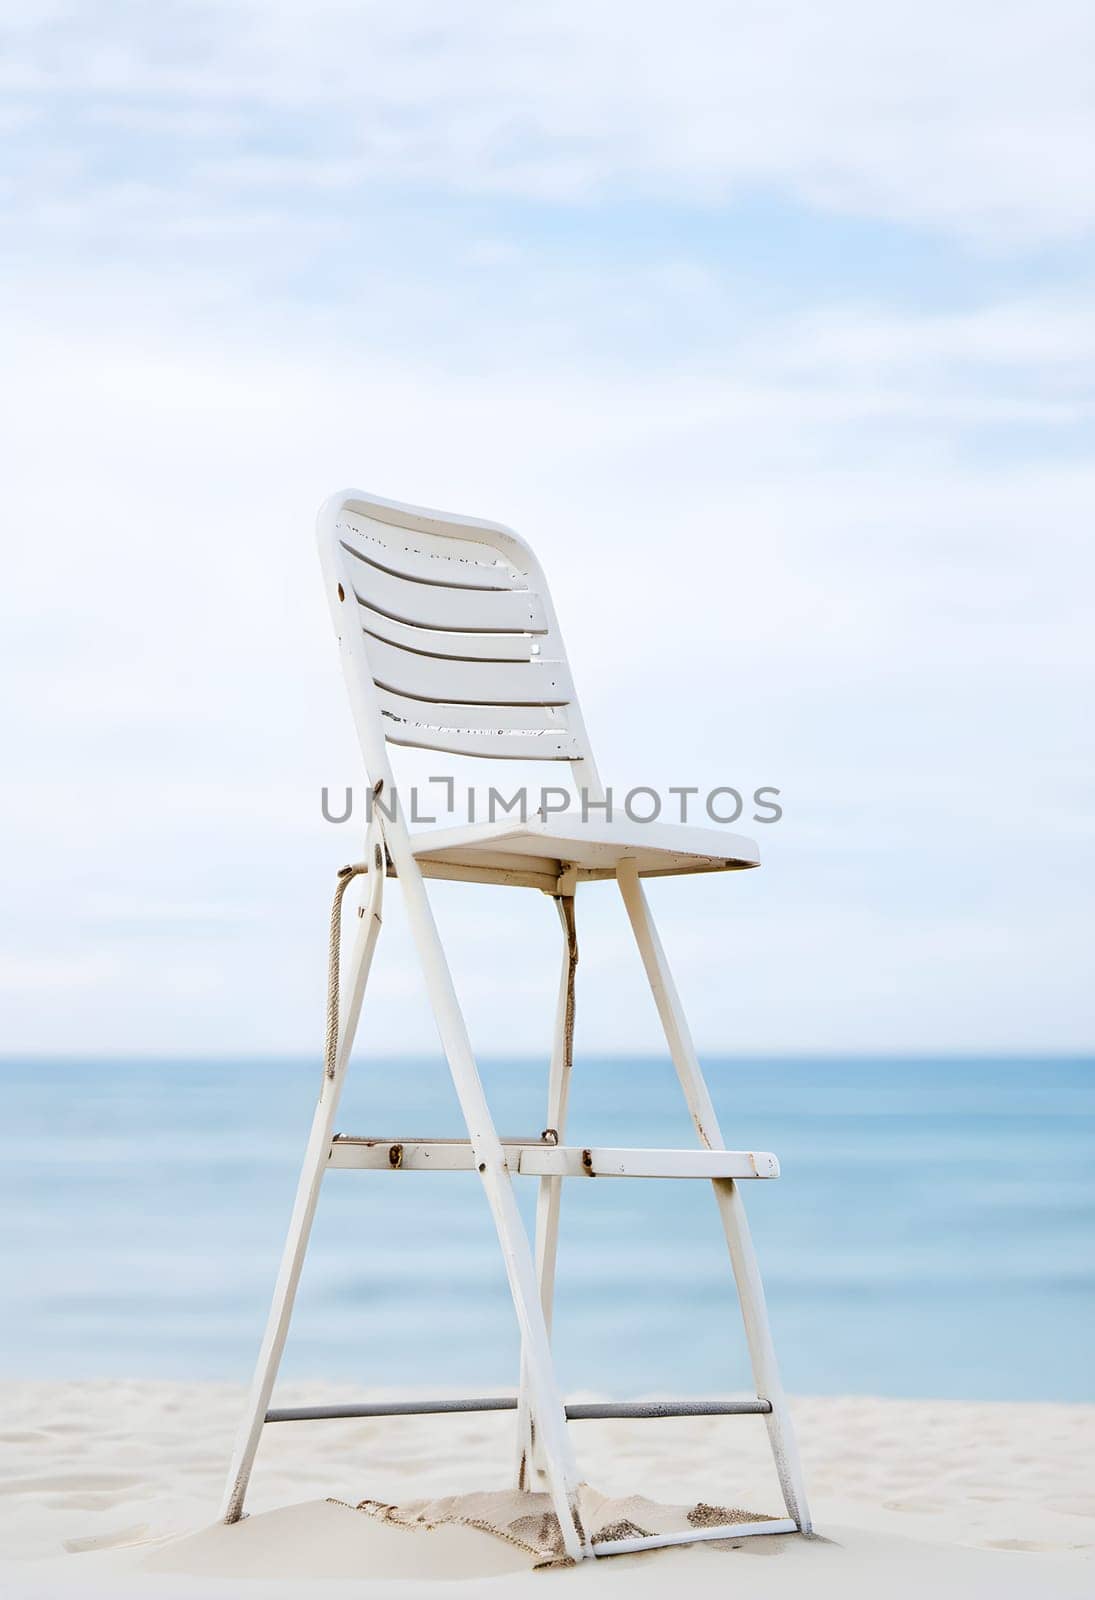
[2, 3, 1093, 1054]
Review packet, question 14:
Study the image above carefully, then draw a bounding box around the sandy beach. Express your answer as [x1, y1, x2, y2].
[1, 1381, 1091, 1597]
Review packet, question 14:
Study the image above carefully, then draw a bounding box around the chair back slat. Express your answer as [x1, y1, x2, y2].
[374, 686, 570, 734]
[376, 683, 577, 760]
[364, 633, 568, 705]
[384, 719, 580, 761]
[358, 604, 539, 663]
[338, 508, 526, 589]
[340, 542, 548, 633]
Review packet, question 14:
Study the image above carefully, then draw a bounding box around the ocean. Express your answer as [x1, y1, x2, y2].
[3, 1055, 1092, 1402]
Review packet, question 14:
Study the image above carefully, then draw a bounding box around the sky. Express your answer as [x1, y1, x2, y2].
[1, 2, 1093, 1056]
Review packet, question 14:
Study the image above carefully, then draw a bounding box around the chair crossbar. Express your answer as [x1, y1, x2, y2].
[265, 1397, 773, 1423]
[593, 1519, 798, 1557]
[566, 1399, 773, 1420]
[328, 1137, 780, 1179]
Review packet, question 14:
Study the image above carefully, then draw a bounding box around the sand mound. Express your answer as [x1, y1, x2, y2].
[143, 1499, 535, 1581]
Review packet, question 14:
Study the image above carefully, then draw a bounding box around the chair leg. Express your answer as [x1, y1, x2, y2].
[615, 860, 812, 1534]
[395, 861, 588, 1562]
[220, 853, 384, 1524]
[515, 891, 578, 1491]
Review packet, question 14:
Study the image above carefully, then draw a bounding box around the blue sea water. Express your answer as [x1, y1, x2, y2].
[2, 1056, 1092, 1401]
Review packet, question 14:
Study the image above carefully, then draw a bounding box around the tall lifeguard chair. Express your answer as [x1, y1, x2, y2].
[221, 489, 810, 1560]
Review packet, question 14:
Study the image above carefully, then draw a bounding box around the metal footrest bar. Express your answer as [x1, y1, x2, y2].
[328, 1136, 779, 1180]
[567, 1398, 772, 1419]
[267, 1398, 516, 1423]
[265, 1396, 773, 1423]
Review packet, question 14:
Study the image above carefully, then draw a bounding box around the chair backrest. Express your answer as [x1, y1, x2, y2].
[317, 489, 602, 791]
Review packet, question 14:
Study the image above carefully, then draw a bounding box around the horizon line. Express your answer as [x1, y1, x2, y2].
[2, 1051, 1092, 1065]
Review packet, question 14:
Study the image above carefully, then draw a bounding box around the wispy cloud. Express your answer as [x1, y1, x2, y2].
[6, 2, 1095, 244]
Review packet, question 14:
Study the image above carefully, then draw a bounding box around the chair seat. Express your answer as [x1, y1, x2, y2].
[410, 815, 759, 889]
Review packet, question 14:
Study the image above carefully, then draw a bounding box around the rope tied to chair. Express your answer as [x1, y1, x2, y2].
[324, 861, 370, 1081]
[558, 892, 578, 1075]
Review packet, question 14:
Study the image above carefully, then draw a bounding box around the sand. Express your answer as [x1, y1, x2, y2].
[1, 1381, 1092, 1597]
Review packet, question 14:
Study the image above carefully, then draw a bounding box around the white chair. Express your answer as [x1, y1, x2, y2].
[221, 489, 811, 1560]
